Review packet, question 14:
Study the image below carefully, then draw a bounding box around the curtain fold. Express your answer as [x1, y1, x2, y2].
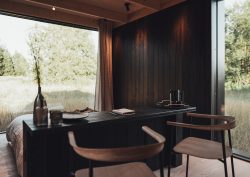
[94, 19, 114, 111]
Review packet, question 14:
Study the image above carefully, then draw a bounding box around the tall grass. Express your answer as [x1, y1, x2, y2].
[0, 105, 14, 131]
[225, 88, 250, 153]
[2, 77, 250, 153]
[0, 76, 95, 131]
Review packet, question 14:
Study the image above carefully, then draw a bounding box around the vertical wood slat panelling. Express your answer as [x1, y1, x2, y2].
[113, 0, 212, 122]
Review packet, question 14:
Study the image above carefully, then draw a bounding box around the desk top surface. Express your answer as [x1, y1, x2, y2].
[23, 106, 196, 134]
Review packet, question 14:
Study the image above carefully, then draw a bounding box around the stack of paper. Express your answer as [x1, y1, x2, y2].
[112, 108, 135, 115]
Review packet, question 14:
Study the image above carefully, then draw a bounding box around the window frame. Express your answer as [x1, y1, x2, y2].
[0, 10, 98, 133]
[212, 0, 250, 162]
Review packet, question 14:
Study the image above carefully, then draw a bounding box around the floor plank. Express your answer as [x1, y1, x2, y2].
[154, 155, 250, 177]
[0, 133, 19, 177]
[0, 133, 249, 177]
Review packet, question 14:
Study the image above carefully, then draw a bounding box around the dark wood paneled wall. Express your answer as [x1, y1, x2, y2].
[113, 0, 211, 116]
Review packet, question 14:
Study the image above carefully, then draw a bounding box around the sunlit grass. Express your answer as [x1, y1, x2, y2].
[0, 76, 95, 131]
[225, 88, 250, 153]
[0, 105, 14, 132]
[2, 76, 248, 152]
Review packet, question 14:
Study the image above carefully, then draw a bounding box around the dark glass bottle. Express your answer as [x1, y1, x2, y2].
[169, 89, 184, 104]
[33, 86, 48, 126]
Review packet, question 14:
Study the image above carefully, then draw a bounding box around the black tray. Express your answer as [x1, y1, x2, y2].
[156, 103, 189, 109]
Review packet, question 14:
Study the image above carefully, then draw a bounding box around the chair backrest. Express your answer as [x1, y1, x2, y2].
[167, 113, 236, 131]
[68, 126, 165, 162]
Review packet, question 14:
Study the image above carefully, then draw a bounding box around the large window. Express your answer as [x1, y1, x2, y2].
[0, 14, 98, 131]
[225, 0, 250, 155]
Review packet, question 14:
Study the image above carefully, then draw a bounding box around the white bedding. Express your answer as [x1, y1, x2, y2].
[6, 114, 32, 177]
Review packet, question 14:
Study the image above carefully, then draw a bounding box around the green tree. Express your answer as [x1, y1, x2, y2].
[0, 46, 15, 76]
[12, 52, 29, 76]
[0, 47, 4, 75]
[28, 25, 97, 83]
[225, 1, 250, 89]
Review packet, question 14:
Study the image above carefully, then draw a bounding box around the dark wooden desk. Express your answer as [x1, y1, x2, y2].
[23, 106, 196, 177]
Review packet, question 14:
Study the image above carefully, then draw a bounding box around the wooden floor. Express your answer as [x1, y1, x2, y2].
[155, 155, 250, 177]
[0, 133, 249, 177]
[0, 133, 18, 177]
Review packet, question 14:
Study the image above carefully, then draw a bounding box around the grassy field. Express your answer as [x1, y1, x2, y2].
[0, 76, 95, 131]
[225, 88, 250, 153]
[1, 76, 250, 153]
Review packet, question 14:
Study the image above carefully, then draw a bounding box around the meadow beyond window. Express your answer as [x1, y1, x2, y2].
[225, 0, 250, 155]
[0, 14, 98, 131]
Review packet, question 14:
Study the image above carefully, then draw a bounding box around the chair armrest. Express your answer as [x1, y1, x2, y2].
[142, 126, 165, 143]
[166, 121, 234, 131]
[68, 131, 78, 147]
[68, 127, 165, 163]
[187, 113, 235, 123]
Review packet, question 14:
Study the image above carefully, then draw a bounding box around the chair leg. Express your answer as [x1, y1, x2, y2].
[231, 156, 235, 177]
[186, 155, 189, 177]
[159, 152, 164, 177]
[89, 160, 93, 177]
[222, 154, 228, 177]
[168, 151, 172, 177]
[221, 131, 228, 177]
[167, 125, 173, 177]
[228, 130, 235, 177]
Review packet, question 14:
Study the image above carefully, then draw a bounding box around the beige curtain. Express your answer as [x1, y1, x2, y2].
[94, 19, 114, 111]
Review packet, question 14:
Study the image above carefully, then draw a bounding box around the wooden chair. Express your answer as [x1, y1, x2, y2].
[166, 113, 236, 177]
[68, 126, 166, 177]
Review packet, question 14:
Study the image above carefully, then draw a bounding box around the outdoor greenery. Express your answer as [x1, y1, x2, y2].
[12, 52, 29, 76]
[225, 88, 250, 152]
[28, 25, 97, 83]
[0, 22, 97, 131]
[225, 0, 250, 153]
[225, 0, 250, 89]
[0, 1, 249, 155]
[0, 24, 97, 82]
[0, 76, 95, 131]
[0, 46, 16, 76]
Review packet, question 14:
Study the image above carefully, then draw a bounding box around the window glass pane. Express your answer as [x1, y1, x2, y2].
[225, 0, 250, 154]
[0, 14, 98, 131]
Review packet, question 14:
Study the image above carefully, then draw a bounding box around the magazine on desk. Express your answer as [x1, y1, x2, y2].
[112, 108, 135, 115]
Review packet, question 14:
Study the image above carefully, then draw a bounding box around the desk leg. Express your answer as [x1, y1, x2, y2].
[23, 124, 27, 177]
[166, 113, 183, 167]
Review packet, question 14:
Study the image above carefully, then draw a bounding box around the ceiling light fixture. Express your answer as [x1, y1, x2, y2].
[52, 6, 56, 11]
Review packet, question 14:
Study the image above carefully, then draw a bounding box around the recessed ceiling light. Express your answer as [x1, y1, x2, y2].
[52, 6, 56, 11]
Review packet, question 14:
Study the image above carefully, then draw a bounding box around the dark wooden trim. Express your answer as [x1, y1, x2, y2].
[0, 1, 98, 31]
[211, 0, 225, 116]
[18, 0, 127, 23]
[211, 0, 225, 142]
[216, 0, 225, 116]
